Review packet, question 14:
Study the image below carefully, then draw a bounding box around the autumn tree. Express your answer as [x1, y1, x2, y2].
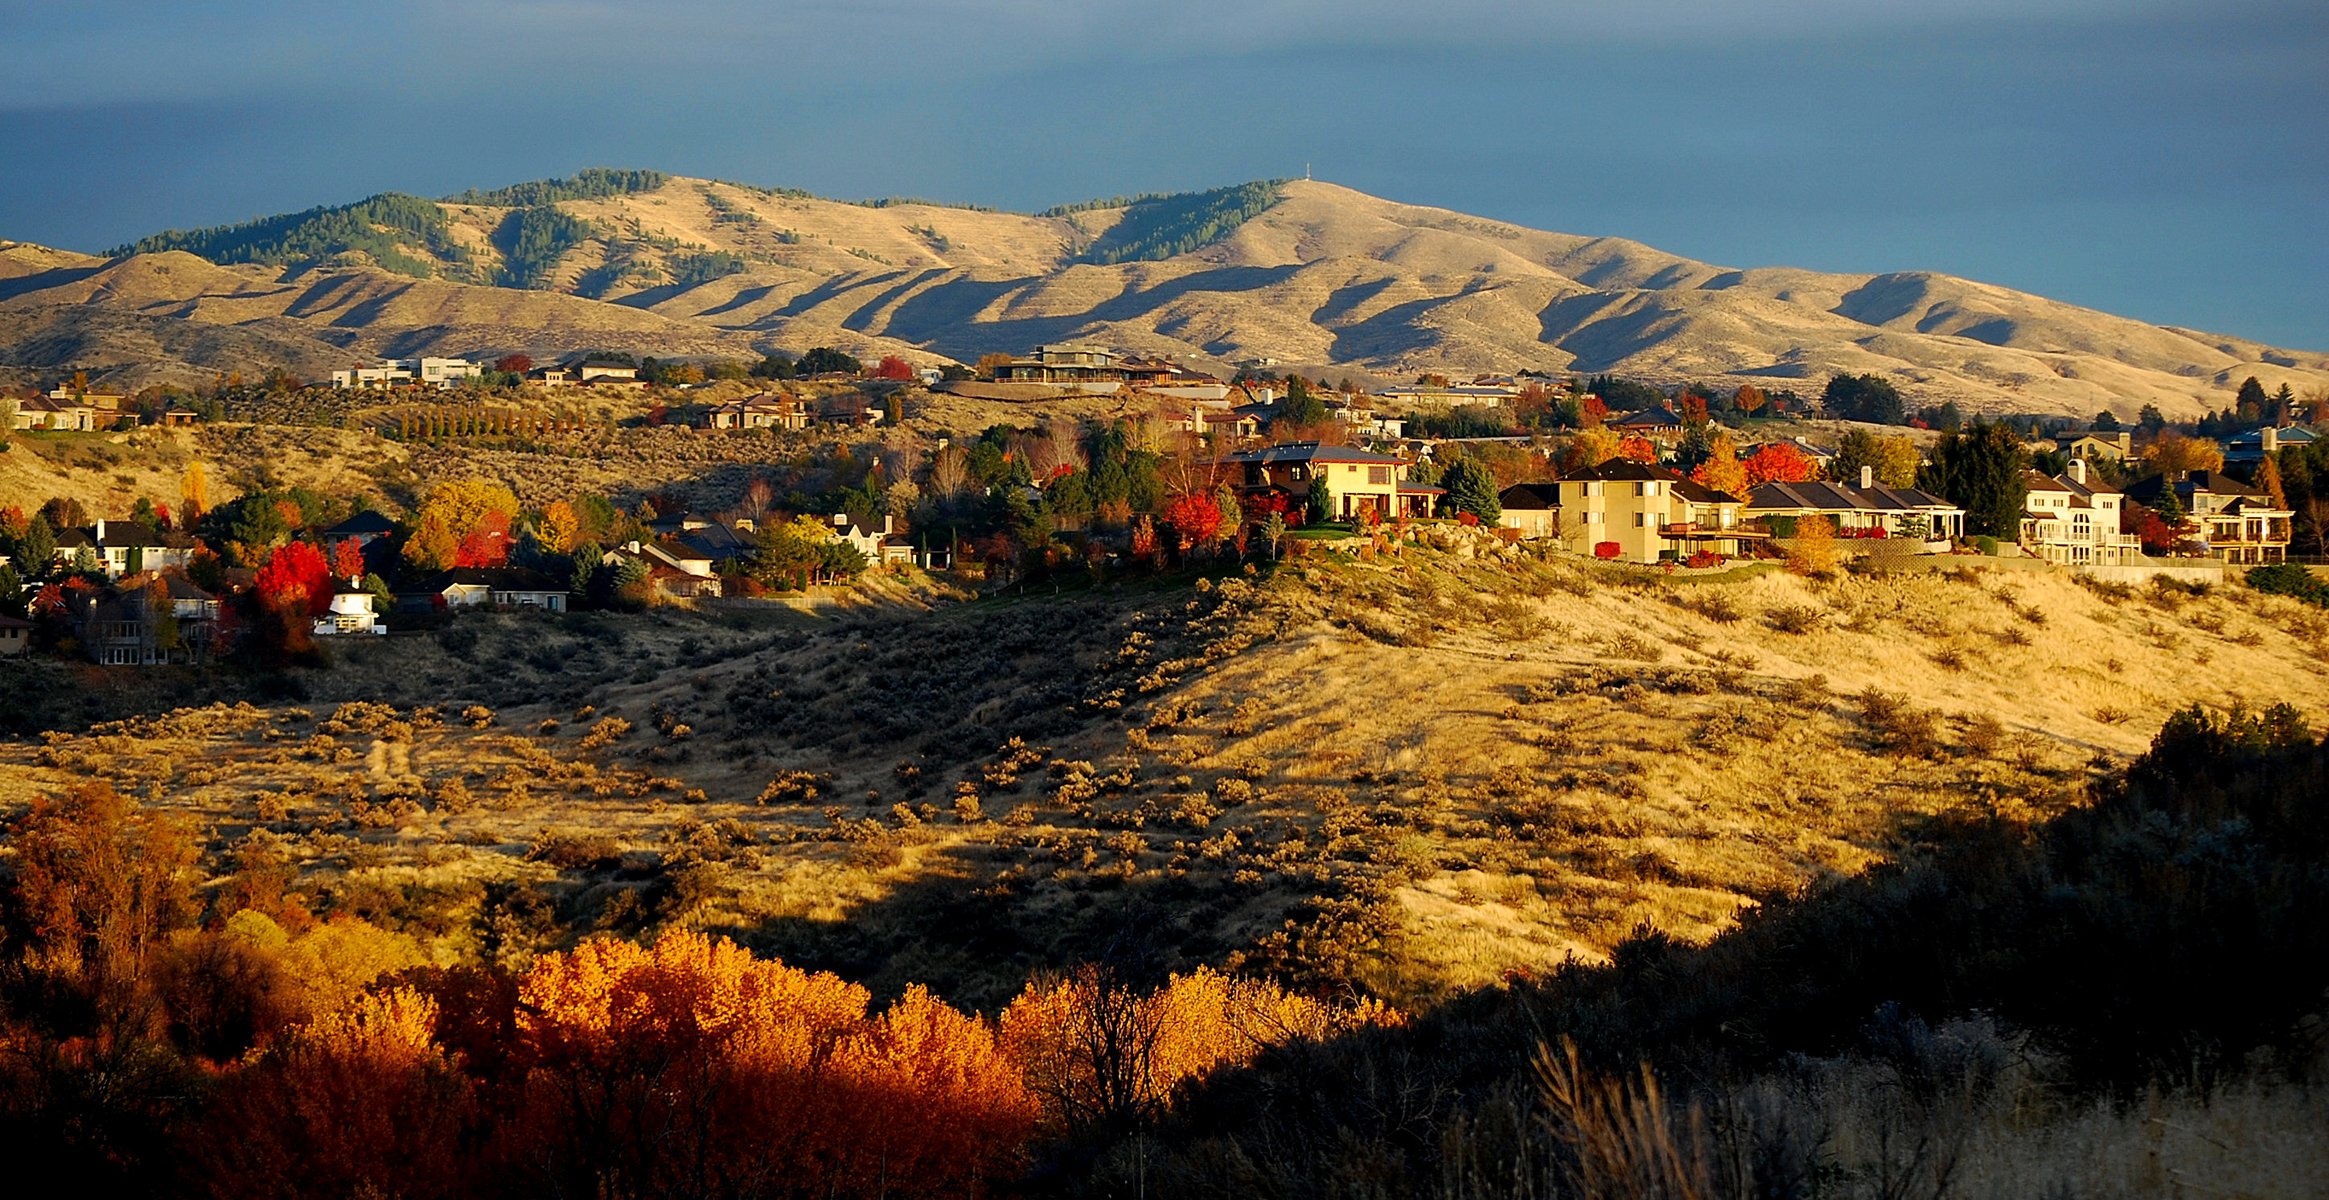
[1616, 434, 1658, 464]
[1786, 513, 1838, 575]
[1565, 427, 1621, 471]
[2257, 455, 2289, 509]
[1162, 491, 1223, 552]
[329, 538, 366, 583]
[195, 988, 473, 1200]
[2144, 431, 2224, 480]
[1732, 384, 1767, 416]
[404, 479, 519, 571]
[256, 541, 333, 618]
[4, 782, 198, 1040]
[181, 461, 208, 529]
[536, 501, 580, 554]
[1690, 432, 1749, 497]
[873, 355, 916, 381]
[1743, 443, 1818, 486]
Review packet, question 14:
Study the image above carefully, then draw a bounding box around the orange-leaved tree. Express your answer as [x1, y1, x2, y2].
[507, 931, 1035, 1200]
[195, 987, 473, 1200]
[1743, 442, 1818, 486]
[1162, 491, 1222, 552]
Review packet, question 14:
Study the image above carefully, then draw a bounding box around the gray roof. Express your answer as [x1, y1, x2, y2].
[1747, 480, 1960, 513]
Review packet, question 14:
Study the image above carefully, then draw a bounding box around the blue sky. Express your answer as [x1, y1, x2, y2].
[3, 0, 2322, 348]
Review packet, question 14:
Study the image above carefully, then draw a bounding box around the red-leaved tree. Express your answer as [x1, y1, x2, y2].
[454, 512, 511, 568]
[873, 356, 916, 382]
[1162, 492, 1222, 552]
[257, 541, 333, 617]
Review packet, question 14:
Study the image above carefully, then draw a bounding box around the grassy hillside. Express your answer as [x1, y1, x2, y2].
[8, 539, 2323, 1009]
[26, 175, 2329, 415]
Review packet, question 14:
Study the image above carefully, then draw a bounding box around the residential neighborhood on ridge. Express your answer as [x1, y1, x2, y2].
[0, 334, 2317, 669]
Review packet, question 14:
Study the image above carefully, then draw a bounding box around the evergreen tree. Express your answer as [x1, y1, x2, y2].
[1440, 458, 1501, 523]
[2138, 403, 2167, 432]
[1921, 421, 2028, 539]
[1277, 376, 1328, 426]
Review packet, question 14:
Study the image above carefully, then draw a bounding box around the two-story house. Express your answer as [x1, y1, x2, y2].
[2123, 470, 2293, 564]
[55, 520, 195, 579]
[2019, 461, 2140, 566]
[1556, 459, 1748, 562]
[1217, 442, 1443, 522]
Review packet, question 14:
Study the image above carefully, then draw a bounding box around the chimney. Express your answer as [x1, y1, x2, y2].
[2068, 458, 2088, 485]
[2263, 427, 2279, 454]
[1858, 465, 1873, 490]
[2117, 431, 2131, 455]
[95, 518, 106, 542]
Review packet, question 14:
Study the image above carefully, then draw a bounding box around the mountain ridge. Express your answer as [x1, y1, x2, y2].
[3, 173, 2322, 416]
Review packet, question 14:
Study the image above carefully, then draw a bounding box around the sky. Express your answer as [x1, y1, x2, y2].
[3, 0, 2323, 348]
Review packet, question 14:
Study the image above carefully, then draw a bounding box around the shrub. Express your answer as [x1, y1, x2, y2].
[2247, 562, 2329, 607]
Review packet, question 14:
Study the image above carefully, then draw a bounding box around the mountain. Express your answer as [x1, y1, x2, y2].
[6, 172, 2325, 416]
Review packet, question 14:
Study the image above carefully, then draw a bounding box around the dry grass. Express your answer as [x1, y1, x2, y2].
[6, 541, 2326, 1008]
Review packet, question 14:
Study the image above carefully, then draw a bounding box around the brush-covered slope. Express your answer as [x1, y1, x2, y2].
[13, 544, 2326, 1010]
[9, 173, 2326, 415]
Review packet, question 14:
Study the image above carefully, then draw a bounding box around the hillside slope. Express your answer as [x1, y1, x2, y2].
[7, 174, 2326, 415]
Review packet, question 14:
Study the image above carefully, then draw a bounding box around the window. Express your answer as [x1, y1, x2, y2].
[1368, 466, 1391, 485]
[1634, 513, 1648, 528]
[1634, 482, 1648, 497]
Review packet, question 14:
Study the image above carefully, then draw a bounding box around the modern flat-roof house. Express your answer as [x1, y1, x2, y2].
[993, 345, 1130, 386]
[1216, 441, 1443, 522]
[1746, 469, 1966, 549]
[2124, 469, 2293, 564]
[1556, 459, 1750, 562]
[1496, 483, 1561, 538]
[328, 357, 483, 389]
[2018, 461, 2140, 566]
[1374, 384, 1520, 410]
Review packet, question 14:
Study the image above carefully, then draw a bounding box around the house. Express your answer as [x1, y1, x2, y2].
[12, 395, 99, 431]
[575, 360, 639, 384]
[831, 514, 916, 566]
[2221, 425, 2318, 470]
[1496, 483, 1561, 538]
[328, 357, 482, 390]
[1201, 408, 1263, 440]
[1327, 403, 1404, 440]
[2018, 461, 2141, 566]
[411, 567, 570, 612]
[1607, 406, 1687, 444]
[0, 613, 32, 658]
[527, 365, 580, 386]
[44, 387, 127, 428]
[1555, 459, 1751, 563]
[992, 344, 1130, 389]
[1216, 442, 1443, 522]
[2124, 470, 2293, 565]
[321, 510, 398, 550]
[1746, 469, 1967, 548]
[55, 520, 194, 579]
[2062, 431, 2134, 462]
[1374, 384, 1519, 410]
[313, 580, 385, 636]
[72, 573, 220, 666]
[705, 394, 809, 430]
